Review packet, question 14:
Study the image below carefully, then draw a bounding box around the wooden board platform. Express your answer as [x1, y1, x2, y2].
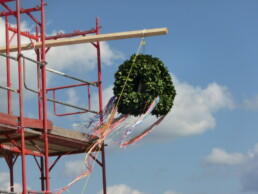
[0, 113, 98, 157]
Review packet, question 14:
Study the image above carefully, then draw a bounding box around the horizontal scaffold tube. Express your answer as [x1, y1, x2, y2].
[47, 98, 99, 114]
[0, 28, 168, 53]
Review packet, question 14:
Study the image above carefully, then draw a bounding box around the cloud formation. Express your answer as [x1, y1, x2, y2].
[243, 95, 258, 111]
[0, 172, 22, 192]
[241, 156, 258, 192]
[204, 148, 246, 165]
[46, 41, 123, 72]
[164, 190, 183, 194]
[97, 185, 182, 194]
[204, 143, 258, 192]
[204, 144, 258, 166]
[148, 76, 234, 140]
[97, 184, 145, 194]
[62, 160, 86, 177]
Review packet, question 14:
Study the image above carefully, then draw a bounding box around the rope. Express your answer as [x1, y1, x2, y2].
[115, 37, 146, 107]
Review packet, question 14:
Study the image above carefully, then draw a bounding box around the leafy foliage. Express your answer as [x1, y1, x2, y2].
[113, 54, 176, 117]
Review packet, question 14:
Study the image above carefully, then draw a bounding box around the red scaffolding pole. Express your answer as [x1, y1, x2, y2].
[96, 18, 107, 194]
[15, 0, 27, 192]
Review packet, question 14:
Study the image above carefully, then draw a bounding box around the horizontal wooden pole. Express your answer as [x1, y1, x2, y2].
[0, 27, 168, 53]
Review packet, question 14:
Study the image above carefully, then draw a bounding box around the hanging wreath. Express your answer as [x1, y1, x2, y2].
[113, 54, 176, 117]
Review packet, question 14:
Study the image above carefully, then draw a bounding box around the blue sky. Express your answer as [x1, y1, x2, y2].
[1, 0, 258, 194]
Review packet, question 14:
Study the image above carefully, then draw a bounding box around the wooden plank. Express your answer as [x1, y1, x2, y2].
[0, 113, 53, 131]
[0, 28, 168, 53]
[50, 126, 97, 142]
[0, 123, 17, 133]
[0, 112, 52, 130]
[0, 127, 95, 157]
[0, 112, 18, 127]
[23, 118, 53, 131]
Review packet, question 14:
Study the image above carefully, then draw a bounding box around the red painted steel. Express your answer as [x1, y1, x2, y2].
[0, 0, 16, 3]
[48, 83, 94, 116]
[36, 26, 43, 121]
[1, 2, 16, 17]
[46, 29, 97, 40]
[15, 0, 27, 193]
[96, 17, 107, 194]
[0, 144, 44, 157]
[0, 135, 40, 144]
[0, 1, 107, 193]
[39, 0, 51, 191]
[0, 112, 53, 130]
[0, 5, 42, 17]
[5, 16, 12, 115]
[8, 26, 39, 40]
[26, 11, 41, 26]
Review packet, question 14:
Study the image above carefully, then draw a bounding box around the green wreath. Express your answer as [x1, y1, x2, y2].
[113, 54, 176, 117]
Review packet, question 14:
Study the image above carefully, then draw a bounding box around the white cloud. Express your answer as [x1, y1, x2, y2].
[241, 155, 258, 192]
[164, 190, 183, 194]
[0, 172, 22, 192]
[204, 148, 246, 165]
[62, 159, 87, 177]
[205, 144, 258, 166]
[247, 143, 258, 159]
[97, 184, 145, 194]
[148, 76, 234, 140]
[66, 88, 80, 105]
[240, 143, 258, 192]
[243, 95, 258, 111]
[204, 143, 258, 192]
[63, 88, 81, 113]
[46, 41, 123, 73]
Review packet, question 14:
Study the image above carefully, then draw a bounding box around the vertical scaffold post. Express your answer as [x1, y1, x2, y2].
[40, 157, 45, 191]
[5, 16, 12, 115]
[15, 0, 27, 193]
[40, 0, 50, 192]
[36, 26, 43, 121]
[9, 154, 14, 192]
[96, 17, 107, 194]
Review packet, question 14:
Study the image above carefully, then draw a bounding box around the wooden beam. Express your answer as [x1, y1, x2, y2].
[0, 27, 168, 53]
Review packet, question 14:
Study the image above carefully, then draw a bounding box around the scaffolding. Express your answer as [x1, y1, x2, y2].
[0, 1, 106, 193]
[0, 1, 167, 193]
